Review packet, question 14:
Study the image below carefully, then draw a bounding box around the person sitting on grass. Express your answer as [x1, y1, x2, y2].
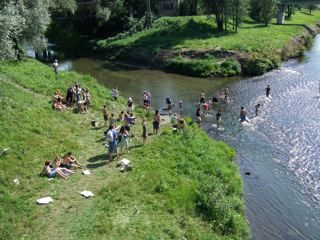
[54, 97, 69, 112]
[42, 160, 68, 179]
[53, 90, 64, 102]
[127, 113, 136, 125]
[61, 152, 84, 169]
[118, 111, 125, 122]
[178, 117, 187, 131]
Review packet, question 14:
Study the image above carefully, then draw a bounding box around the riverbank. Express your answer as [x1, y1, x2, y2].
[96, 9, 320, 77]
[0, 59, 248, 239]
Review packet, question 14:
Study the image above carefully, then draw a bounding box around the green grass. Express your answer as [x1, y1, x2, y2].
[97, 9, 320, 77]
[0, 59, 248, 239]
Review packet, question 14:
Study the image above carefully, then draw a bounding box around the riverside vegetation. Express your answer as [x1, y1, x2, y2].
[0, 59, 249, 239]
[97, 9, 320, 77]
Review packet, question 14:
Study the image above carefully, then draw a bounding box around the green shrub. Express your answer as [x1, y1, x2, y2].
[243, 56, 275, 76]
[167, 57, 218, 77]
[220, 59, 241, 76]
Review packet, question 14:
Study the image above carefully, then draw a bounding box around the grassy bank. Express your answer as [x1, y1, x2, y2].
[0, 59, 248, 239]
[97, 9, 320, 77]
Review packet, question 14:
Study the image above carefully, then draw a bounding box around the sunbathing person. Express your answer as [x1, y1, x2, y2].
[61, 152, 84, 169]
[42, 160, 68, 179]
[54, 97, 68, 111]
[53, 156, 75, 175]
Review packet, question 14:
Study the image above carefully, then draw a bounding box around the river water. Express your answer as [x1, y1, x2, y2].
[58, 36, 320, 240]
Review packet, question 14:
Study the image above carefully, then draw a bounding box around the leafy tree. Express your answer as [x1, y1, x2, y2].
[201, 0, 226, 32]
[201, 0, 248, 32]
[249, 0, 279, 26]
[49, 0, 77, 15]
[0, 0, 51, 60]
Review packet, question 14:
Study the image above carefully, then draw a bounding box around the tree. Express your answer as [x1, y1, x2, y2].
[0, 0, 51, 60]
[249, 0, 278, 26]
[49, 0, 77, 15]
[201, 0, 226, 32]
[201, 0, 248, 32]
[226, 0, 249, 32]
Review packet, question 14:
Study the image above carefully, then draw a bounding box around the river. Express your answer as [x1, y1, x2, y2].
[57, 36, 320, 240]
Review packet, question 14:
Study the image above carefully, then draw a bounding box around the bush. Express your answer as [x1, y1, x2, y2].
[220, 59, 241, 77]
[167, 57, 218, 77]
[242, 55, 279, 76]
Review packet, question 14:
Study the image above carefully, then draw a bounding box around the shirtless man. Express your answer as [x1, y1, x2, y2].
[216, 110, 222, 129]
[240, 106, 247, 122]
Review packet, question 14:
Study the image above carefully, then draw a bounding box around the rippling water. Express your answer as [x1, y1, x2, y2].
[62, 35, 320, 240]
[205, 36, 320, 239]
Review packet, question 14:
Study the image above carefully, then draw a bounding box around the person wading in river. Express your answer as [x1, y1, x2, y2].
[240, 106, 247, 122]
[266, 85, 271, 98]
[216, 110, 222, 129]
[255, 104, 261, 117]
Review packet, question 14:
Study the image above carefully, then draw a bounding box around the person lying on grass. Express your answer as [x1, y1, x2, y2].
[42, 160, 68, 179]
[61, 152, 84, 169]
[53, 156, 76, 175]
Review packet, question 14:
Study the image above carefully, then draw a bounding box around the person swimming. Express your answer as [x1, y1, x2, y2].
[240, 106, 247, 122]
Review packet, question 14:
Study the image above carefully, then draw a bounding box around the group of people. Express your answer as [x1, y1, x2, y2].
[52, 83, 91, 114]
[42, 153, 84, 179]
[194, 85, 271, 128]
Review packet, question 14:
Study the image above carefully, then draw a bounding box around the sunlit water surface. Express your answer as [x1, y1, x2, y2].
[58, 36, 320, 240]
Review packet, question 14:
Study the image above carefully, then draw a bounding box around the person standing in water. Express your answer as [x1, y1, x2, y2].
[216, 110, 222, 129]
[223, 88, 229, 102]
[255, 104, 261, 117]
[196, 104, 202, 127]
[266, 85, 271, 98]
[240, 106, 247, 122]
[199, 90, 205, 104]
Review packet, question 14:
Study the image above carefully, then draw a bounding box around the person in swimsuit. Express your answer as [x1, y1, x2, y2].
[102, 105, 109, 127]
[153, 110, 160, 135]
[42, 160, 68, 179]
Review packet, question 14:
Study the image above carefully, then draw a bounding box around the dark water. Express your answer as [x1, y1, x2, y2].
[59, 36, 320, 240]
